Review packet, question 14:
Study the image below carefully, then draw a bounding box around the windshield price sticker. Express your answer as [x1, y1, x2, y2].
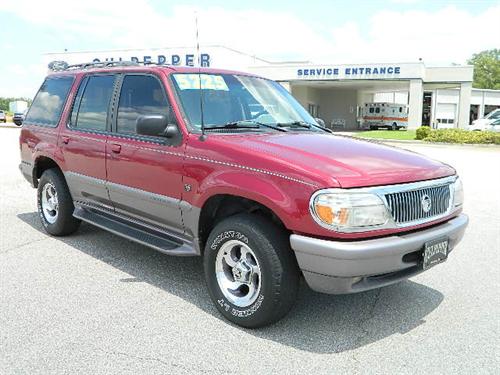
[174, 74, 229, 91]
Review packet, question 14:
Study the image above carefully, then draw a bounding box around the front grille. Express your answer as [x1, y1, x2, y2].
[385, 184, 451, 224]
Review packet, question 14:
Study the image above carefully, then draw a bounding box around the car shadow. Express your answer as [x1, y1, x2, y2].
[17, 211, 444, 354]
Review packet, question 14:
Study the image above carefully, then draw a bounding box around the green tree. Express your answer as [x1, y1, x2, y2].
[468, 49, 500, 90]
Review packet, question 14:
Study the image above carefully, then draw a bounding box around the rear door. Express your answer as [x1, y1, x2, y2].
[60, 74, 116, 208]
[105, 73, 185, 234]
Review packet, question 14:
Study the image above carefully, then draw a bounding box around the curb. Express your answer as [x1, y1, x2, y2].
[350, 136, 425, 145]
[349, 136, 500, 148]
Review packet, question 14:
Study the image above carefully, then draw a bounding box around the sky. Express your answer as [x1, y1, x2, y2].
[0, 0, 499, 98]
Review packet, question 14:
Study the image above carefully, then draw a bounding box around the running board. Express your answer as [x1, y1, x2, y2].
[73, 206, 197, 256]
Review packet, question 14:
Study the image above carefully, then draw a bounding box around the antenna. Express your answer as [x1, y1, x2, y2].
[195, 12, 206, 141]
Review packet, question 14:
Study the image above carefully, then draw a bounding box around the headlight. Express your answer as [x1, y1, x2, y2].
[452, 176, 464, 208]
[310, 191, 389, 232]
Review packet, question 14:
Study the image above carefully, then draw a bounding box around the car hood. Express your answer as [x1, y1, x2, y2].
[217, 132, 455, 188]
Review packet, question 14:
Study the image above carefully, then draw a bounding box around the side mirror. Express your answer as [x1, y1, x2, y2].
[164, 124, 179, 138]
[136, 114, 179, 138]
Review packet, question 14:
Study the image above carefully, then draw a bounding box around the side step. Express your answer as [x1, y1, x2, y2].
[73, 206, 197, 256]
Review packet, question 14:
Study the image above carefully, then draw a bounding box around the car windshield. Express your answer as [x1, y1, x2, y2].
[485, 109, 500, 119]
[171, 73, 323, 132]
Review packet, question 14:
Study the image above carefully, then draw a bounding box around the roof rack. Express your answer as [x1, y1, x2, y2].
[47, 60, 170, 72]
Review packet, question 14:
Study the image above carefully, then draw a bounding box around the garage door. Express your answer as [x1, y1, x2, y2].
[435, 103, 456, 128]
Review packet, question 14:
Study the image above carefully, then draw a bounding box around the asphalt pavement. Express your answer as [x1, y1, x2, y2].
[1, 127, 499, 374]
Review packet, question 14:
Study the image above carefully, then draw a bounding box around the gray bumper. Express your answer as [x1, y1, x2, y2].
[290, 214, 468, 294]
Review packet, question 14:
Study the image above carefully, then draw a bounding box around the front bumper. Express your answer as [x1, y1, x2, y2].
[290, 214, 468, 294]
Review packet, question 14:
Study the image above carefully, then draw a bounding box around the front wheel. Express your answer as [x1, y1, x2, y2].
[204, 213, 299, 328]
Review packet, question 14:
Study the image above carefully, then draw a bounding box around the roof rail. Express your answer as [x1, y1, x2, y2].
[47, 60, 169, 72]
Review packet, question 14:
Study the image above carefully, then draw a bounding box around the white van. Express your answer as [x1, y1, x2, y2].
[362, 102, 408, 130]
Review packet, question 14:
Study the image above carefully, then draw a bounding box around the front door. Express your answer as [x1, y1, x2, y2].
[105, 73, 185, 234]
[61, 74, 116, 208]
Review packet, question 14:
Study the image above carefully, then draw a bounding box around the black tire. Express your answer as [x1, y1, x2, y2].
[37, 168, 81, 236]
[204, 213, 300, 328]
[370, 126, 378, 130]
[390, 123, 397, 130]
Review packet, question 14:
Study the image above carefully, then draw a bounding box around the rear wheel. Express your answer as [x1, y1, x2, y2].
[390, 122, 398, 130]
[370, 125, 378, 130]
[37, 169, 80, 236]
[204, 213, 299, 328]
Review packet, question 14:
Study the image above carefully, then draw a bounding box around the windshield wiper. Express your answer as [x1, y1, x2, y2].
[204, 120, 287, 132]
[276, 121, 332, 133]
[276, 121, 311, 129]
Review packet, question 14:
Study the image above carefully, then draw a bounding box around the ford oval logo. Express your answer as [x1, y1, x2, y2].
[421, 194, 432, 213]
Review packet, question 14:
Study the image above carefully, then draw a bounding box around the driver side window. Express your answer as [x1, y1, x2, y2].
[116, 75, 174, 135]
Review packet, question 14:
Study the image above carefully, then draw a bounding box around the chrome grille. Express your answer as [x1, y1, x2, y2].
[385, 184, 451, 224]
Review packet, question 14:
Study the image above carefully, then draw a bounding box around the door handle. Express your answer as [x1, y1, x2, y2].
[111, 143, 122, 153]
[61, 136, 70, 144]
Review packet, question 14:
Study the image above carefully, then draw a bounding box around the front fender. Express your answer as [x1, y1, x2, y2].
[189, 169, 316, 231]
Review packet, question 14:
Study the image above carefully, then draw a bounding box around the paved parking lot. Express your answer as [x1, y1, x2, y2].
[1, 127, 499, 374]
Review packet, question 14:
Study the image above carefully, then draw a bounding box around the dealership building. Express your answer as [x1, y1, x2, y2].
[44, 45, 500, 130]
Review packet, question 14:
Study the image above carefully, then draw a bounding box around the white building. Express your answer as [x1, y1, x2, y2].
[44, 45, 500, 130]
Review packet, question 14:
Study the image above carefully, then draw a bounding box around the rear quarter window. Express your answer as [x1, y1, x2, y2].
[25, 76, 74, 127]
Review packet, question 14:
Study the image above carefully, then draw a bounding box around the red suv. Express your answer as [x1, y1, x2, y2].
[19, 62, 468, 328]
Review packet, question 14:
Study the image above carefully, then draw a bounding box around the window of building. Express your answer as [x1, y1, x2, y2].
[72, 75, 115, 131]
[307, 103, 319, 118]
[485, 105, 500, 117]
[116, 75, 171, 135]
[25, 76, 74, 126]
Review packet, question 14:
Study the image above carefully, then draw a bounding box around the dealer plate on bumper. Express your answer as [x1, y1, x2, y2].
[423, 238, 449, 270]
